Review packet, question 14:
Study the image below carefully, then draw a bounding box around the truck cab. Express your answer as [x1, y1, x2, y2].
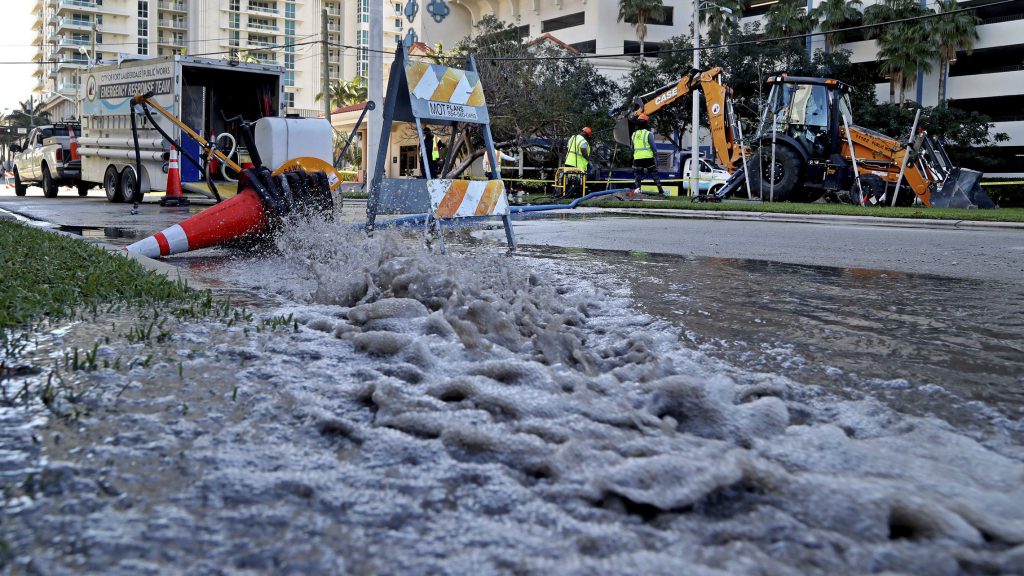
[10, 123, 83, 198]
[681, 156, 731, 196]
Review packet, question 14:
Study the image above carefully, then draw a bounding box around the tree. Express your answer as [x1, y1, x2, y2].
[865, 0, 934, 105]
[617, 0, 667, 57]
[316, 77, 368, 110]
[702, 0, 744, 45]
[5, 98, 49, 128]
[765, 0, 814, 67]
[812, 0, 863, 52]
[440, 17, 617, 177]
[931, 0, 979, 105]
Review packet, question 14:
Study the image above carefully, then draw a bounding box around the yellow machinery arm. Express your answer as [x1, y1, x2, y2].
[621, 67, 745, 173]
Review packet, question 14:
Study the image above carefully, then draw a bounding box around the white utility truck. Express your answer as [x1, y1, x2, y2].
[10, 123, 85, 197]
[79, 56, 287, 202]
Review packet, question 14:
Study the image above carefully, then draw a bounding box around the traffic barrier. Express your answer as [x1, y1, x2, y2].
[127, 167, 334, 258]
[159, 147, 189, 207]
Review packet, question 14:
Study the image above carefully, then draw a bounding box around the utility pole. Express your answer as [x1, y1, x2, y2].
[321, 8, 330, 122]
[91, 23, 97, 67]
[367, 0, 383, 183]
[690, 0, 700, 198]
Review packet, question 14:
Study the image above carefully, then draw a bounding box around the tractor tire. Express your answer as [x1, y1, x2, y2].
[120, 166, 142, 203]
[77, 182, 91, 197]
[13, 167, 26, 196]
[41, 165, 58, 198]
[751, 144, 804, 202]
[856, 174, 887, 206]
[104, 165, 122, 203]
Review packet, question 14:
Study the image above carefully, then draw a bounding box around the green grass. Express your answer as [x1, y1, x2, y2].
[514, 194, 1024, 223]
[0, 220, 198, 331]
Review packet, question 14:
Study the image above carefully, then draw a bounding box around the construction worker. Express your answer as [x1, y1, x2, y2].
[483, 148, 516, 180]
[421, 126, 442, 178]
[631, 114, 666, 199]
[563, 127, 592, 197]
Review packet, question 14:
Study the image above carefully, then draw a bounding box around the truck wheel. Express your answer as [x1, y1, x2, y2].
[751, 144, 803, 202]
[13, 167, 26, 196]
[104, 165, 122, 203]
[856, 174, 887, 206]
[41, 166, 58, 198]
[121, 166, 142, 203]
[77, 182, 92, 197]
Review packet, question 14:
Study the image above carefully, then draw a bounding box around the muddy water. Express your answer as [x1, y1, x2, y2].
[3, 220, 1024, 574]
[512, 246, 1024, 440]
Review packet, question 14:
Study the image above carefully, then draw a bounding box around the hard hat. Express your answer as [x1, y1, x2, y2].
[582, 127, 593, 137]
[637, 113, 650, 122]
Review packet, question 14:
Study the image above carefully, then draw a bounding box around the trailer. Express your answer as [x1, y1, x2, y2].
[79, 56, 285, 202]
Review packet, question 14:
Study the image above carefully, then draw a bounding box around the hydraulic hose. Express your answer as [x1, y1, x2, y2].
[138, 102, 221, 202]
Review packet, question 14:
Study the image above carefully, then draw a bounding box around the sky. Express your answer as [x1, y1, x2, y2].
[0, 1, 42, 116]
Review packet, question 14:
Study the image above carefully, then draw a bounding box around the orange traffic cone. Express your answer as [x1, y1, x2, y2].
[67, 126, 80, 161]
[127, 168, 335, 258]
[127, 187, 268, 258]
[159, 147, 189, 207]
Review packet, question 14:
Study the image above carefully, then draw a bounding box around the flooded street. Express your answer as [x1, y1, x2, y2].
[3, 213, 1024, 574]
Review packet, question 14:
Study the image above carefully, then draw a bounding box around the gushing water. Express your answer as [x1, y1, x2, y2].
[2, 214, 1023, 574]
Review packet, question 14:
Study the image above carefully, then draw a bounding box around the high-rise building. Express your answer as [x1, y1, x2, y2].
[32, 0, 423, 121]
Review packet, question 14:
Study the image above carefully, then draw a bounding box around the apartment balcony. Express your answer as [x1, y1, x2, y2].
[57, 81, 81, 93]
[55, 17, 93, 32]
[158, 19, 187, 30]
[325, 6, 342, 17]
[56, 36, 91, 50]
[33, 0, 44, 11]
[247, 38, 276, 48]
[157, 0, 187, 13]
[33, 64, 46, 78]
[55, 0, 99, 14]
[947, 69, 1024, 100]
[247, 4, 280, 15]
[55, 56, 89, 69]
[247, 22, 279, 32]
[97, 24, 131, 36]
[327, 22, 341, 32]
[253, 55, 278, 65]
[158, 37, 187, 48]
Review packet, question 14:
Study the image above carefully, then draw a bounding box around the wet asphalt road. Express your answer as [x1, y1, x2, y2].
[2, 186, 1023, 283]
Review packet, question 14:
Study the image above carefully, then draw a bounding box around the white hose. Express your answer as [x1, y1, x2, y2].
[214, 132, 238, 183]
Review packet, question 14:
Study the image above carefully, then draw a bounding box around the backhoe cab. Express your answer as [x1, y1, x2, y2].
[739, 75, 995, 208]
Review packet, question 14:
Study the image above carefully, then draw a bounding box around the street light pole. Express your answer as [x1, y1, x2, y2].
[690, 0, 700, 197]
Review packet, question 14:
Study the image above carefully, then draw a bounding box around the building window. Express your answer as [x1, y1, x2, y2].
[137, 0, 148, 18]
[285, 92, 295, 108]
[541, 11, 585, 33]
[138, 19, 148, 37]
[570, 40, 596, 54]
[138, 39, 148, 54]
[358, 0, 369, 23]
[623, 40, 662, 56]
[285, 1, 295, 19]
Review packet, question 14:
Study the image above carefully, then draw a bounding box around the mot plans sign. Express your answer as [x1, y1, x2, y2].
[405, 62, 489, 124]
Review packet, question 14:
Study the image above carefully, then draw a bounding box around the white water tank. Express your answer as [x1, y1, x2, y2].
[254, 117, 333, 172]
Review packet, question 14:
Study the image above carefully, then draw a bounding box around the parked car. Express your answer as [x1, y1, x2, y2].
[10, 123, 87, 197]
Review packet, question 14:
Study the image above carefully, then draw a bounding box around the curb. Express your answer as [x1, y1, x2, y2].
[529, 205, 1024, 231]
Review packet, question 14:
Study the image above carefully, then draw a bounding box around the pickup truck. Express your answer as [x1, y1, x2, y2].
[10, 123, 89, 198]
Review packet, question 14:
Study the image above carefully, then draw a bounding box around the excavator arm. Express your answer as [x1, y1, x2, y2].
[615, 67, 746, 173]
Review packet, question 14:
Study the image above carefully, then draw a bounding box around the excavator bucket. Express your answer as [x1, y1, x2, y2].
[930, 168, 996, 209]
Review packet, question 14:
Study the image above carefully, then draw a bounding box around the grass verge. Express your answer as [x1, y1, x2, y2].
[514, 194, 1024, 223]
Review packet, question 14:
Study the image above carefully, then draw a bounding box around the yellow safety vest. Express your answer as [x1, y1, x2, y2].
[483, 152, 502, 173]
[431, 138, 440, 161]
[564, 134, 588, 170]
[632, 129, 654, 160]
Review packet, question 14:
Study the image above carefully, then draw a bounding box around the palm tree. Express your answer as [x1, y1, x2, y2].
[931, 0, 980, 105]
[812, 0, 863, 52]
[5, 98, 48, 128]
[316, 77, 368, 110]
[765, 1, 813, 67]
[617, 0, 666, 57]
[702, 0, 744, 45]
[865, 0, 934, 105]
